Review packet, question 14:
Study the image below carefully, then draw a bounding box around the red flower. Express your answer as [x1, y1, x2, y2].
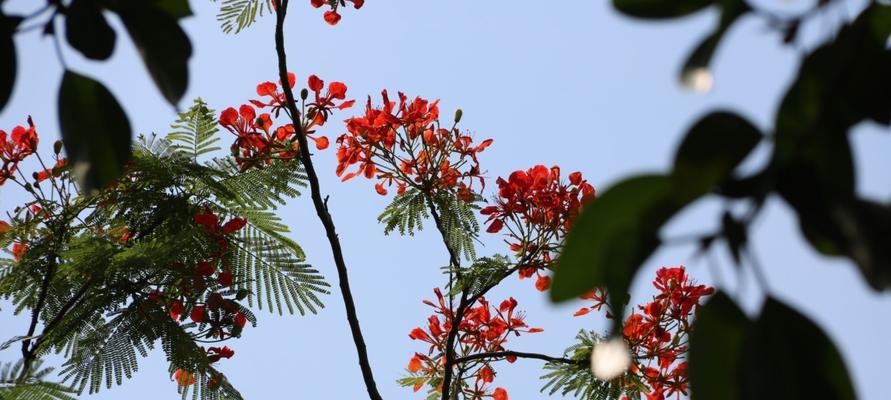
[196, 260, 215, 277]
[493, 387, 509, 400]
[0, 220, 10, 234]
[194, 208, 219, 234]
[234, 312, 247, 328]
[407, 354, 423, 373]
[208, 346, 235, 359]
[534, 275, 551, 292]
[222, 217, 247, 234]
[174, 369, 195, 387]
[12, 242, 27, 261]
[169, 300, 185, 321]
[1, 117, 39, 186]
[337, 91, 491, 199]
[218, 270, 233, 287]
[190, 306, 206, 323]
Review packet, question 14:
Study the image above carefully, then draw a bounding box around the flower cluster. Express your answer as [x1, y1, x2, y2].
[220, 72, 353, 171]
[578, 267, 714, 400]
[0, 117, 38, 186]
[310, 0, 364, 25]
[336, 91, 492, 198]
[144, 208, 250, 380]
[403, 288, 541, 399]
[481, 165, 595, 291]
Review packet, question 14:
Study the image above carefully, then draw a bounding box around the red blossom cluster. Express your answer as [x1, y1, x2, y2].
[481, 165, 595, 291]
[145, 208, 250, 375]
[0, 117, 38, 186]
[336, 91, 492, 198]
[578, 267, 714, 400]
[309, 0, 364, 25]
[220, 73, 353, 171]
[405, 288, 541, 399]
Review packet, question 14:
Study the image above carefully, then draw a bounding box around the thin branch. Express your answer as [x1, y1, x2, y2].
[273, 2, 382, 399]
[454, 351, 583, 366]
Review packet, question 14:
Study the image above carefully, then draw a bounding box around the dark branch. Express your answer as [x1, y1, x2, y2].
[273, 2, 382, 399]
[454, 351, 582, 366]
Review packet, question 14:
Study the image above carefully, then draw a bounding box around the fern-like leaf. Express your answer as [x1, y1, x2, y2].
[213, 0, 274, 34]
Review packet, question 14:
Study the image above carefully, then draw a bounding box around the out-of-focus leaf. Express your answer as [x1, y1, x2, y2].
[672, 111, 762, 201]
[721, 211, 746, 265]
[740, 297, 856, 400]
[680, 0, 750, 91]
[552, 175, 688, 317]
[117, 5, 192, 106]
[151, 0, 193, 18]
[772, 4, 891, 289]
[689, 292, 750, 400]
[58, 70, 132, 192]
[65, 0, 116, 60]
[612, 0, 714, 19]
[0, 12, 16, 112]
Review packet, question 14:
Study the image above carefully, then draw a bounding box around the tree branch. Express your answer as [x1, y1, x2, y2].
[454, 351, 582, 366]
[273, 2, 382, 399]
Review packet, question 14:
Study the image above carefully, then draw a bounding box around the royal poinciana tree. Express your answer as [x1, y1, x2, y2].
[1, 0, 887, 399]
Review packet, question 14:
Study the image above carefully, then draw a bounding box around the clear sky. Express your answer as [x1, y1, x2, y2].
[2, 0, 890, 399]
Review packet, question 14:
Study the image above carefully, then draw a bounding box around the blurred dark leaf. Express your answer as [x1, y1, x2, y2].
[59, 70, 132, 192]
[689, 292, 750, 400]
[552, 175, 688, 316]
[150, 0, 193, 18]
[672, 111, 762, 201]
[680, 0, 749, 90]
[117, 4, 192, 106]
[740, 297, 856, 400]
[612, 0, 714, 19]
[0, 12, 16, 112]
[721, 211, 746, 265]
[772, 4, 891, 289]
[65, 0, 117, 60]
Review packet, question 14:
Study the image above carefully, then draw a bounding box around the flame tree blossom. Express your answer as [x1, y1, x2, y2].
[335, 91, 492, 199]
[481, 165, 595, 291]
[403, 288, 541, 399]
[219, 72, 354, 171]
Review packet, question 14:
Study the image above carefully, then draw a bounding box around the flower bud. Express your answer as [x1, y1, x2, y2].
[454, 108, 463, 123]
[300, 88, 309, 100]
[54, 140, 63, 155]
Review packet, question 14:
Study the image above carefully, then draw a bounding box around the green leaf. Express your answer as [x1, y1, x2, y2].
[65, 0, 117, 60]
[117, 5, 192, 106]
[672, 111, 762, 201]
[551, 175, 687, 313]
[0, 13, 16, 111]
[740, 297, 856, 400]
[612, 0, 713, 19]
[679, 0, 749, 91]
[58, 70, 132, 192]
[689, 292, 750, 400]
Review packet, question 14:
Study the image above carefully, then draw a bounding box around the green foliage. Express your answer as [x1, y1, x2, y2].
[539, 331, 621, 400]
[168, 99, 222, 161]
[378, 188, 481, 261]
[451, 255, 511, 298]
[213, 0, 275, 34]
[0, 99, 324, 398]
[0, 360, 76, 400]
[379, 189, 430, 236]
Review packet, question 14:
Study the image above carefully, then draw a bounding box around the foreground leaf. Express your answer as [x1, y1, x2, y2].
[58, 70, 132, 192]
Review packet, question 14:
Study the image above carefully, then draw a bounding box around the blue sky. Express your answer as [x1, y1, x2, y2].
[2, 0, 890, 399]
